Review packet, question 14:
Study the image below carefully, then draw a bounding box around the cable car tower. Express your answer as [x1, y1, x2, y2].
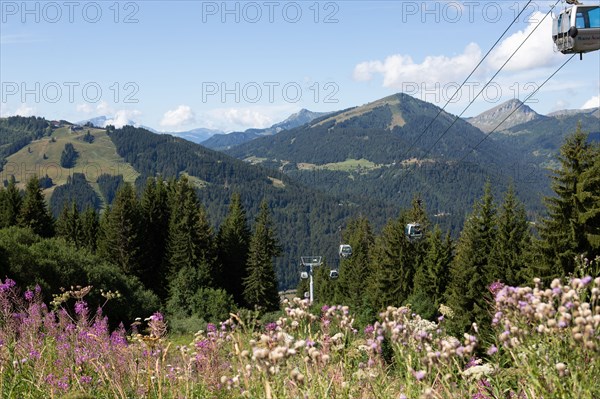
[552, 2, 600, 59]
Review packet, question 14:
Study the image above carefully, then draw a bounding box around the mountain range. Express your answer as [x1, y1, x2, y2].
[200, 109, 330, 150]
[3, 93, 598, 289]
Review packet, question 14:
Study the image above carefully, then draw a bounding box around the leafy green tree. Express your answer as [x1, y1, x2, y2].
[140, 176, 170, 300]
[0, 176, 22, 228]
[533, 127, 597, 280]
[445, 182, 497, 334]
[243, 201, 282, 313]
[18, 176, 54, 237]
[217, 193, 251, 306]
[98, 183, 144, 275]
[489, 184, 531, 286]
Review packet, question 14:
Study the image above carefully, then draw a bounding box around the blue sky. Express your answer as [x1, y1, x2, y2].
[1, 1, 599, 132]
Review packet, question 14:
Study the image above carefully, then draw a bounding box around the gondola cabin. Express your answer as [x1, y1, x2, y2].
[339, 244, 353, 258]
[329, 270, 339, 279]
[405, 223, 423, 240]
[553, 4, 600, 56]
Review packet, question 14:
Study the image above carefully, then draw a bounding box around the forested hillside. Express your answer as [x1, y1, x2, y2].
[227, 93, 553, 229]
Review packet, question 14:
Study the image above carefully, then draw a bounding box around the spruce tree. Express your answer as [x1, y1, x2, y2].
[445, 182, 497, 334]
[217, 192, 251, 306]
[333, 216, 375, 310]
[98, 183, 144, 275]
[534, 126, 597, 279]
[243, 201, 281, 313]
[19, 176, 54, 237]
[369, 211, 419, 311]
[0, 176, 22, 228]
[80, 207, 99, 253]
[56, 202, 82, 248]
[489, 184, 530, 286]
[140, 176, 171, 300]
[576, 150, 600, 257]
[166, 177, 217, 316]
[411, 225, 453, 318]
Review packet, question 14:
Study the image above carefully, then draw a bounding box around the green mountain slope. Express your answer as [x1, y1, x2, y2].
[226, 93, 552, 226]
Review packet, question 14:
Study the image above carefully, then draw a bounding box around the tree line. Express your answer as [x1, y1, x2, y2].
[298, 126, 599, 334]
[0, 127, 598, 335]
[0, 174, 282, 329]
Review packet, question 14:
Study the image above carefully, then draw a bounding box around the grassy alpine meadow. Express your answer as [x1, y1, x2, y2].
[0, 273, 599, 399]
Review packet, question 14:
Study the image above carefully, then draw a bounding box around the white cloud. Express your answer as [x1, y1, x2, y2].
[76, 103, 93, 114]
[202, 108, 274, 132]
[582, 95, 600, 109]
[353, 42, 482, 89]
[14, 104, 36, 116]
[159, 105, 196, 129]
[487, 11, 563, 72]
[105, 109, 142, 128]
[96, 101, 113, 115]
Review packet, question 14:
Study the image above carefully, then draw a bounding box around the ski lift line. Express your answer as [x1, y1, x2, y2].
[397, 0, 535, 162]
[410, 53, 577, 203]
[394, 0, 561, 189]
[455, 53, 577, 166]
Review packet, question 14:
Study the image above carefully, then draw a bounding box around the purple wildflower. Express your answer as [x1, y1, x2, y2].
[0, 278, 16, 292]
[24, 290, 34, 301]
[74, 301, 88, 316]
[413, 370, 426, 381]
[487, 345, 498, 356]
[265, 322, 277, 332]
[206, 323, 217, 333]
[488, 281, 505, 296]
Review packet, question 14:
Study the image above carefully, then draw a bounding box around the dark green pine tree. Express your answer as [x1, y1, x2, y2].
[445, 182, 497, 335]
[98, 183, 144, 275]
[80, 207, 99, 253]
[0, 176, 22, 228]
[18, 176, 54, 237]
[488, 184, 531, 287]
[411, 225, 453, 319]
[56, 202, 82, 248]
[140, 176, 171, 300]
[166, 177, 217, 317]
[243, 201, 282, 313]
[576, 146, 600, 259]
[333, 216, 375, 310]
[217, 192, 251, 306]
[533, 126, 596, 280]
[368, 211, 419, 311]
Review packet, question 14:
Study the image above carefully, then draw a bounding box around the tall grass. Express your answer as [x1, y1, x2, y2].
[1, 272, 598, 398]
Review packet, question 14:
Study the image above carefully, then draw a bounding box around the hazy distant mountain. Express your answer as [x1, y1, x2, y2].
[201, 109, 330, 150]
[76, 115, 156, 131]
[465, 99, 546, 133]
[166, 127, 224, 143]
[547, 107, 599, 118]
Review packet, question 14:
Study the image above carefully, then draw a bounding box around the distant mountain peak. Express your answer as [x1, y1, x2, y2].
[466, 99, 544, 133]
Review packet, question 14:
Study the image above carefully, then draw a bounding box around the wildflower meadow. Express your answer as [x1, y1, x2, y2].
[1, 272, 598, 399]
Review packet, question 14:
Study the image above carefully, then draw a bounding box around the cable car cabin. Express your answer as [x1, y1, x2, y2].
[339, 244, 353, 258]
[405, 223, 423, 240]
[329, 270, 339, 279]
[553, 4, 600, 56]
